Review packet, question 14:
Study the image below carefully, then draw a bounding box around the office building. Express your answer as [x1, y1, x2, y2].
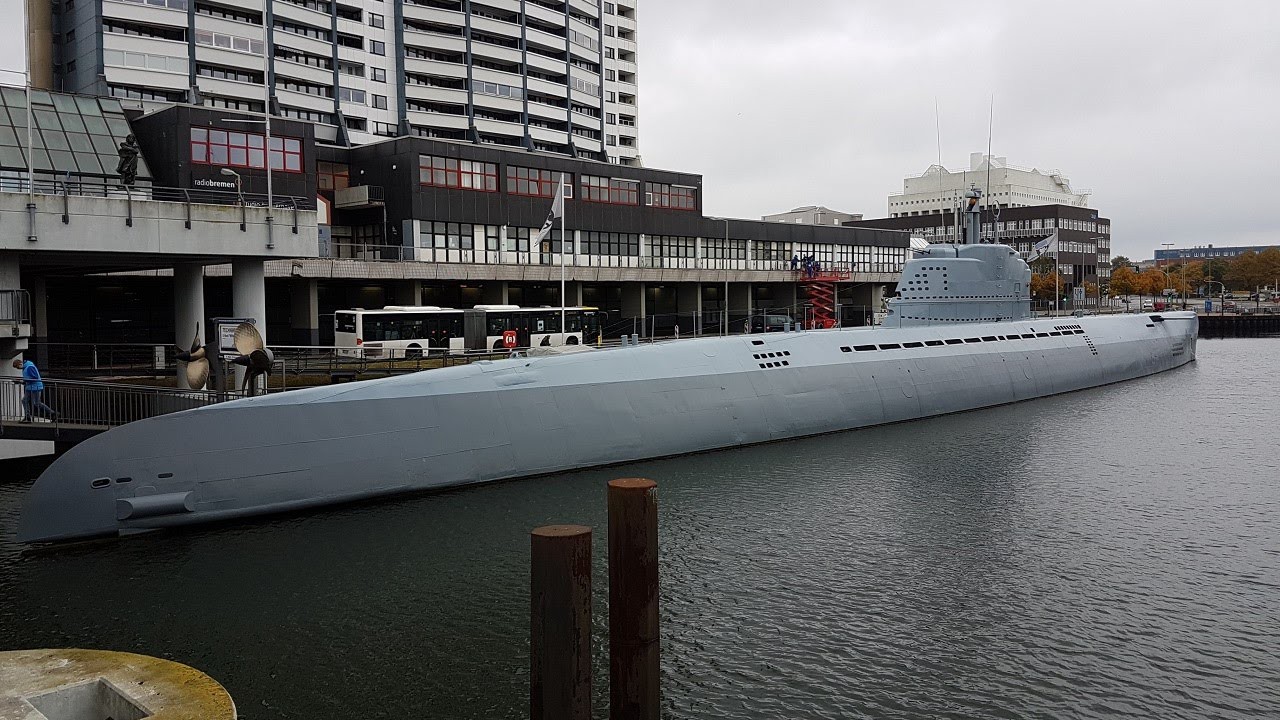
[41, 0, 641, 163]
[762, 205, 863, 226]
[1153, 244, 1278, 267]
[889, 153, 1090, 218]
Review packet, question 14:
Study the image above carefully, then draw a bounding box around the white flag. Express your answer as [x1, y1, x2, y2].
[534, 173, 566, 245]
[1027, 231, 1058, 263]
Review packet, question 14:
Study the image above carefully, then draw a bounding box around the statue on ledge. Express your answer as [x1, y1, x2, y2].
[116, 134, 140, 187]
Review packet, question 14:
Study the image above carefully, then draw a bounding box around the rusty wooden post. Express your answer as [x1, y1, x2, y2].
[608, 478, 659, 720]
[530, 524, 592, 720]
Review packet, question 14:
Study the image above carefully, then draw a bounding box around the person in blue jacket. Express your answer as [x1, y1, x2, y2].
[12, 357, 57, 422]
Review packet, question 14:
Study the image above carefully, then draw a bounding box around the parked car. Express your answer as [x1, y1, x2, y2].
[1141, 300, 1155, 311]
[749, 314, 795, 333]
[1223, 300, 1237, 310]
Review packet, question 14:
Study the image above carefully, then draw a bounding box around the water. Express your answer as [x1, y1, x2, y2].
[2, 339, 1278, 719]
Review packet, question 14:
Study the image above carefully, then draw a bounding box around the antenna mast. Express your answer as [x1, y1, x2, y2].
[985, 95, 994, 243]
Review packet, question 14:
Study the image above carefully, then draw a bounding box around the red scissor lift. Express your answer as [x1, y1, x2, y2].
[796, 267, 851, 329]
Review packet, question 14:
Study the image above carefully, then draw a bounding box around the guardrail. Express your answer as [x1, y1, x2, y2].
[0, 289, 31, 327]
[0, 177, 313, 211]
[1, 378, 227, 430]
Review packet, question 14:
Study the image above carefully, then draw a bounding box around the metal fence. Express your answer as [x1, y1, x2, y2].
[0, 289, 31, 327]
[2, 378, 226, 429]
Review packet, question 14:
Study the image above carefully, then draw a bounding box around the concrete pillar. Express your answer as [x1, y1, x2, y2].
[1, 254, 24, 400]
[621, 282, 646, 337]
[393, 280, 422, 306]
[482, 281, 508, 305]
[290, 278, 320, 346]
[174, 264, 206, 389]
[31, 276, 48, 369]
[676, 283, 700, 336]
[729, 282, 752, 333]
[232, 259, 266, 391]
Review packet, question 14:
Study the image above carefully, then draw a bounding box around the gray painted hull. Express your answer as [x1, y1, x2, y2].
[17, 312, 1197, 542]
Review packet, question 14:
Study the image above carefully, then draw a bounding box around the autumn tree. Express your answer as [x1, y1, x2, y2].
[1110, 266, 1139, 298]
[1030, 272, 1058, 302]
[1110, 255, 1133, 271]
[1139, 269, 1168, 302]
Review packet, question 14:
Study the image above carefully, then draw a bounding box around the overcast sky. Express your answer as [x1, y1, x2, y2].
[1, 0, 1276, 260]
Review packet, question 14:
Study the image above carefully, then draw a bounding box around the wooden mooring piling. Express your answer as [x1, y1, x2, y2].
[530, 479, 661, 720]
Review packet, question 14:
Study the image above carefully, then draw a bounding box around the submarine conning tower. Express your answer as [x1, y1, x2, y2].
[883, 243, 1034, 328]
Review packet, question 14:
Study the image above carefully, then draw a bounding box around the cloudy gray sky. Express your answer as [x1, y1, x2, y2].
[637, 0, 1280, 260]
[1, 0, 1275, 260]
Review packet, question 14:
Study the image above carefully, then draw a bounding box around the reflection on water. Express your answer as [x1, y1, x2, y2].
[1, 339, 1278, 719]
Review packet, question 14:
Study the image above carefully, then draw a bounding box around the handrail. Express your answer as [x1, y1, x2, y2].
[0, 176, 315, 211]
[0, 289, 32, 325]
[1, 377, 230, 429]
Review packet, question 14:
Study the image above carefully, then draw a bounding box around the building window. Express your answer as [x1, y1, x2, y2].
[580, 175, 639, 205]
[506, 166, 570, 198]
[318, 161, 349, 191]
[190, 127, 303, 173]
[338, 61, 365, 77]
[583, 231, 639, 257]
[605, 47, 614, 59]
[370, 40, 386, 55]
[371, 67, 386, 82]
[420, 221, 475, 249]
[605, 91, 616, 103]
[339, 87, 366, 104]
[369, 12, 384, 28]
[419, 155, 498, 192]
[372, 121, 397, 137]
[372, 94, 388, 109]
[605, 69, 615, 81]
[604, 24, 615, 37]
[645, 182, 697, 210]
[605, 135, 616, 146]
[604, 2, 614, 13]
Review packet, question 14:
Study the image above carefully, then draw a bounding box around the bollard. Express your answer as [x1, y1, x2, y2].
[608, 478, 660, 720]
[530, 524, 593, 720]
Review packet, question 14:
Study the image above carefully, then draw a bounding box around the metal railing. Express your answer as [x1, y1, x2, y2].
[320, 242, 907, 274]
[0, 177, 314, 211]
[0, 289, 31, 327]
[2, 378, 227, 429]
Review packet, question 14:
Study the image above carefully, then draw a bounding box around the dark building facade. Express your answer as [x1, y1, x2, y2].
[849, 204, 1112, 290]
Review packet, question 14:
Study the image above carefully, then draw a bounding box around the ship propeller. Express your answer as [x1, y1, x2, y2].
[229, 322, 274, 396]
[173, 324, 211, 390]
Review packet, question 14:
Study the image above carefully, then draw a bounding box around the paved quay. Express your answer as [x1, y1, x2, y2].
[0, 649, 235, 720]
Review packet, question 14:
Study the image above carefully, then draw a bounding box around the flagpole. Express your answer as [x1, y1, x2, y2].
[559, 173, 566, 342]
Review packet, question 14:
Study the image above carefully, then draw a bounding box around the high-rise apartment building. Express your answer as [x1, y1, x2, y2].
[889, 153, 1089, 218]
[48, 0, 640, 163]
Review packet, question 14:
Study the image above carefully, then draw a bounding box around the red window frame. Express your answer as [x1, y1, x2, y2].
[645, 182, 697, 211]
[506, 166, 570, 198]
[190, 127, 303, 173]
[580, 175, 639, 206]
[419, 155, 498, 192]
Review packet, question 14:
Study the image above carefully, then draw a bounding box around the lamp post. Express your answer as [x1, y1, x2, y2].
[0, 66, 34, 241]
[706, 216, 730, 336]
[222, 103, 274, 249]
[220, 167, 243, 202]
[1204, 279, 1226, 316]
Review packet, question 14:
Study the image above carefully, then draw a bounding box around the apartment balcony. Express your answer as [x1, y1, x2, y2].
[567, 0, 599, 20]
[271, 0, 330, 28]
[405, 109, 470, 130]
[529, 125, 569, 144]
[274, 58, 334, 86]
[194, 14, 265, 41]
[403, 30, 467, 54]
[404, 83, 468, 105]
[101, 0, 187, 26]
[194, 44, 267, 72]
[473, 93, 524, 115]
[471, 15, 522, 40]
[524, 2, 569, 28]
[470, 43, 523, 67]
[402, 3, 466, 27]
[271, 30, 332, 58]
[472, 66, 525, 88]
[404, 56, 468, 79]
[525, 26, 568, 53]
[275, 87, 335, 113]
[105, 66, 190, 92]
[525, 52, 568, 76]
[473, 117, 525, 139]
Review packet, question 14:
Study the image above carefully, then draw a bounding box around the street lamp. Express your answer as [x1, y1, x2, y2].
[706, 216, 731, 336]
[220, 167, 243, 202]
[1203, 279, 1226, 316]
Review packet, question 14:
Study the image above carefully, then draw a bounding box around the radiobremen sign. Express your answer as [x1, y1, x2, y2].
[194, 178, 237, 189]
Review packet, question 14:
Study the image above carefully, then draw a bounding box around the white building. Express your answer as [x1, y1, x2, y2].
[888, 153, 1090, 218]
[762, 205, 863, 226]
[49, 0, 640, 164]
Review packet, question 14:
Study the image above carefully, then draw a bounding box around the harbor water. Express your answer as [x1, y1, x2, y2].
[1, 338, 1277, 719]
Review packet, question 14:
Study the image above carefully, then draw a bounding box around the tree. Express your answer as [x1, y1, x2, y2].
[1139, 269, 1168, 302]
[1110, 266, 1139, 298]
[1111, 255, 1133, 271]
[1225, 251, 1263, 291]
[1030, 272, 1058, 302]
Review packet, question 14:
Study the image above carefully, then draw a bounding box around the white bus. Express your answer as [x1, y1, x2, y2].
[334, 305, 605, 357]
